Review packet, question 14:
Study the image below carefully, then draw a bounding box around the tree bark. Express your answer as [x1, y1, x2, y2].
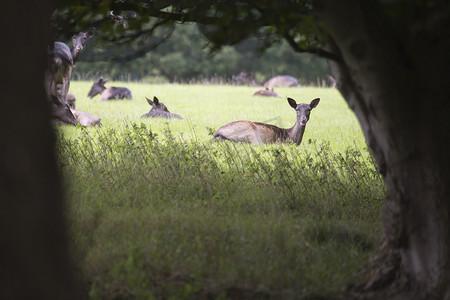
[314, 1, 450, 299]
[0, 1, 78, 299]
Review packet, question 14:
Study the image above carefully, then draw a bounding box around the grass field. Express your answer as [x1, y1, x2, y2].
[58, 81, 385, 299]
[63, 81, 365, 151]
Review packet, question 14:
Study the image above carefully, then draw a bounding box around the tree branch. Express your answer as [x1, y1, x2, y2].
[112, 25, 175, 61]
[101, 18, 172, 44]
[283, 33, 341, 62]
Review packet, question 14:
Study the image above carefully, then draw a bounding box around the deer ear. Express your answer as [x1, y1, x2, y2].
[146, 97, 153, 105]
[287, 97, 297, 108]
[153, 96, 159, 104]
[309, 98, 320, 109]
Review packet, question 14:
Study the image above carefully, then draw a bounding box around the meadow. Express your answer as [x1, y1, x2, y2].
[57, 81, 386, 299]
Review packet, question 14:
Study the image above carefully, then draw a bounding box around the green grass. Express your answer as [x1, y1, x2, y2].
[59, 82, 385, 299]
[65, 81, 365, 152]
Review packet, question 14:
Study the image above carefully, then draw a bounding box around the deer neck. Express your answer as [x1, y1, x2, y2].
[71, 47, 82, 64]
[286, 122, 306, 145]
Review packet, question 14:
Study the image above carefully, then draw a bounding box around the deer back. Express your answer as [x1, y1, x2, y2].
[100, 87, 133, 101]
[253, 88, 282, 98]
[214, 121, 286, 144]
[70, 109, 101, 127]
[264, 75, 299, 89]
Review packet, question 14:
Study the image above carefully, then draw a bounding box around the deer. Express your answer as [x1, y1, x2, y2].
[264, 75, 299, 89]
[65, 94, 101, 126]
[87, 78, 132, 101]
[213, 97, 320, 145]
[233, 72, 262, 86]
[141, 96, 183, 119]
[253, 87, 282, 98]
[50, 95, 77, 125]
[70, 108, 101, 127]
[67, 93, 76, 109]
[70, 28, 95, 64]
[44, 28, 95, 105]
[50, 95, 101, 127]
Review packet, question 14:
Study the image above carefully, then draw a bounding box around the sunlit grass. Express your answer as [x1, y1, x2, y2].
[65, 82, 365, 152]
[59, 82, 383, 299]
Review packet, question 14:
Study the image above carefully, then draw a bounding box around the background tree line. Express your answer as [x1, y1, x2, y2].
[72, 23, 330, 84]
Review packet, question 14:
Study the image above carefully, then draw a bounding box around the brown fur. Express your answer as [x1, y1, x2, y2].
[70, 109, 101, 127]
[214, 97, 319, 145]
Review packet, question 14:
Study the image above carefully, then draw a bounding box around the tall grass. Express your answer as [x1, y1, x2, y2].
[58, 113, 385, 299]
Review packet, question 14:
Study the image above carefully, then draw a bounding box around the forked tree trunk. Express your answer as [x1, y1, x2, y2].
[315, 1, 450, 299]
[0, 1, 77, 299]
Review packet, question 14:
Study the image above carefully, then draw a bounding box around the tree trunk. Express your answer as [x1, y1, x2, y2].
[0, 1, 77, 299]
[314, 1, 450, 299]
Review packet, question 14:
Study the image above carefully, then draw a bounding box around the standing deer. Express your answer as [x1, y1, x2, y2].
[70, 28, 95, 64]
[213, 97, 320, 145]
[264, 75, 299, 89]
[45, 28, 95, 104]
[141, 96, 183, 119]
[87, 78, 132, 101]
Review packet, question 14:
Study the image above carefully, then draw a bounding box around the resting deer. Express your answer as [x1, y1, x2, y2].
[253, 87, 282, 98]
[213, 97, 319, 145]
[50, 95, 101, 127]
[45, 28, 95, 104]
[50, 95, 77, 125]
[70, 109, 101, 127]
[233, 72, 262, 86]
[141, 96, 183, 119]
[87, 78, 132, 101]
[264, 75, 299, 89]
